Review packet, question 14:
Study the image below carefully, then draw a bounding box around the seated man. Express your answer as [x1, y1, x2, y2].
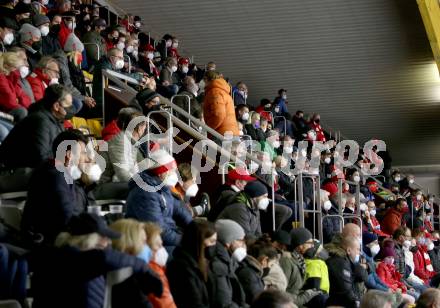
[0, 84, 71, 169]
[209, 166, 256, 222]
[92, 47, 144, 118]
[94, 108, 147, 200]
[218, 180, 270, 238]
[326, 236, 368, 308]
[125, 149, 192, 252]
[21, 129, 94, 244]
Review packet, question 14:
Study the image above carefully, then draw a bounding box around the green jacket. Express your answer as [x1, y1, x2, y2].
[279, 251, 321, 307]
[260, 141, 277, 160]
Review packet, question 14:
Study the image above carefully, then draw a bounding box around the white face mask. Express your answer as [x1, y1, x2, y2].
[132, 50, 138, 58]
[19, 66, 29, 78]
[3, 32, 14, 45]
[154, 247, 169, 267]
[370, 209, 376, 217]
[403, 240, 412, 249]
[115, 59, 125, 70]
[360, 203, 368, 212]
[274, 106, 280, 113]
[126, 45, 134, 54]
[323, 200, 332, 211]
[170, 65, 178, 73]
[67, 22, 76, 30]
[181, 66, 189, 74]
[185, 183, 199, 198]
[428, 242, 435, 251]
[416, 194, 422, 201]
[409, 179, 415, 184]
[241, 112, 249, 121]
[394, 176, 401, 182]
[49, 78, 59, 85]
[257, 198, 270, 210]
[172, 42, 178, 48]
[370, 244, 380, 257]
[147, 52, 154, 60]
[272, 141, 280, 149]
[284, 146, 293, 154]
[324, 157, 331, 164]
[39, 25, 49, 37]
[82, 164, 103, 182]
[282, 94, 287, 100]
[116, 42, 125, 51]
[353, 175, 360, 183]
[163, 172, 179, 187]
[135, 22, 141, 28]
[68, 165, 82, 180]
[232, 247, 247, 262]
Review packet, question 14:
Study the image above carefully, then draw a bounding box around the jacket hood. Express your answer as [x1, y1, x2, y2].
[324, 233, 347, 257]
[244, 255, 263, 276]
[205, 78, 230, 94]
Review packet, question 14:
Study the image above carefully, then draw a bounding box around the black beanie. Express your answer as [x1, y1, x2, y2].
[290, 228, 313, 249]
[136, 88, 159, 104]
[244, 181, 268, 198]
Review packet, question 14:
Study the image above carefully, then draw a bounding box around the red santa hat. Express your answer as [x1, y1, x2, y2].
[147, 149, 177, 175]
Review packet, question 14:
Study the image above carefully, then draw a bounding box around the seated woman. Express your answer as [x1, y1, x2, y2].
[0, 52, 32, 122]
[110, 219, 173, 308]
[31, 213, 163, 308]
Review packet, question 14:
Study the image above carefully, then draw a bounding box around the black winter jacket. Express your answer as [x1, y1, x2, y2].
[325, 240, 368, 308]
[235, 256, 264, 304]
[0, 109, 64, 168]
[167, 247, 210, 308]
[208, 243, 246, 308]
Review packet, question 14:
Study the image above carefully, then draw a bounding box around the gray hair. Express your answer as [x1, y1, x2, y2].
[360, 290, 393, 308]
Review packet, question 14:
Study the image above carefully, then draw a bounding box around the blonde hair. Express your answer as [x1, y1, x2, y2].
[55, 232, 101, 250]
[0, 52, 23, 74]
[143, 222, 162, 248]
[109, 219, 145, 255]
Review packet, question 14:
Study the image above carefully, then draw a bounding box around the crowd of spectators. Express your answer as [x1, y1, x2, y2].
[0, 0, 437, 307]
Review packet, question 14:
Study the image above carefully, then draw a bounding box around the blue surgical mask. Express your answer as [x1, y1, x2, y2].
[137, 244, 152, 263]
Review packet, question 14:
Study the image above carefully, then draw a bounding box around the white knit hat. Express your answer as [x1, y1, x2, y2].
[147, 149, 176, 175]
[19, 23, 41, 43]
[64, 33, 84, 53]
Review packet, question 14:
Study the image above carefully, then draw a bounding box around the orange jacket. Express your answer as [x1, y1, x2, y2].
[147, 261, 177, 308]
[203, 78, 239, 136]
[381, 208, 403, 236]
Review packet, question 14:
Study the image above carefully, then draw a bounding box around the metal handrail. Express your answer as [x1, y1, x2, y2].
[123, 54, 131, 74]
[274, 116, 287, 136]
[322, 214, 344, 233]
[83, 42, 100, 61]
[146, 110, 173, 155]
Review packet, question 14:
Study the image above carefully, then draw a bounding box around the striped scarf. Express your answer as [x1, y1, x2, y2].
[421, 245, 434, 273]
[292, 251, 306, 277]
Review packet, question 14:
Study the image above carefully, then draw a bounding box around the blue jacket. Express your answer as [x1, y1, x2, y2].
[125, 171, 192, 248]
[272, 97, 288, 116]
[363, 252, 389, 292]
[21, 160, 89, 244]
